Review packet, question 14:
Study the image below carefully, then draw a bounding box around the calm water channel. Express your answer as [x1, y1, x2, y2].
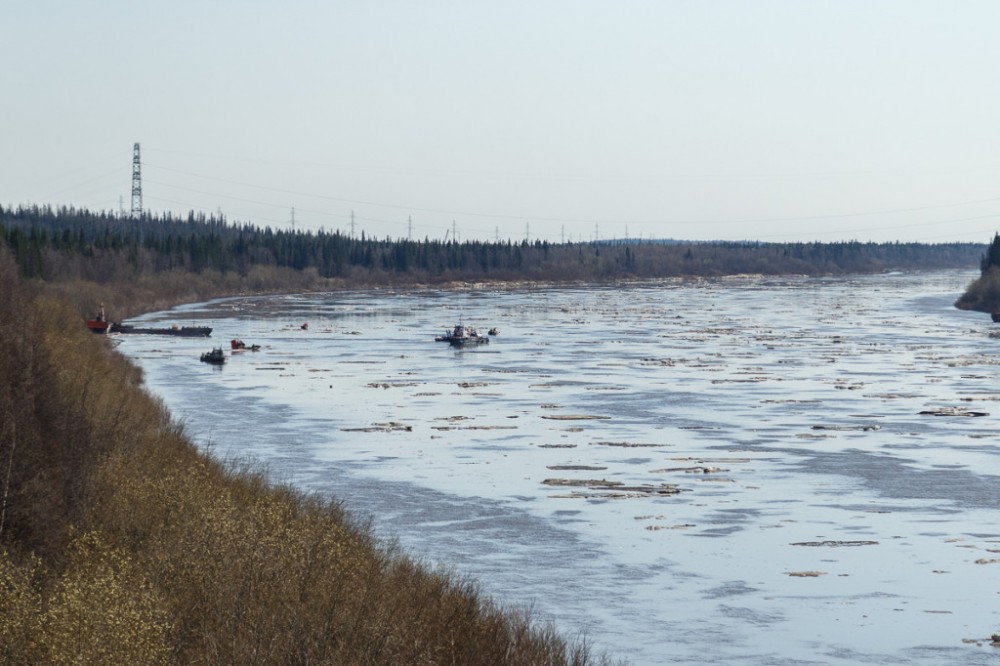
[117, 270, 1000, 665]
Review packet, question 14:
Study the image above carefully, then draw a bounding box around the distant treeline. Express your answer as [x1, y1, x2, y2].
[1, 204, 984, 286]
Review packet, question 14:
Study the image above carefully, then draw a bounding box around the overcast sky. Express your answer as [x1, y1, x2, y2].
[4, 1, 1000, 244]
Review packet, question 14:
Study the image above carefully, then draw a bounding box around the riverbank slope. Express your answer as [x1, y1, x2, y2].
[0, 249, 615, 664]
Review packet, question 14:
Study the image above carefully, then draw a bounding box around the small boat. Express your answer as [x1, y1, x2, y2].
[85, 319, 111, 333]
[200, 348, 226, 364]
[230, 339, 261, 351]
[435, 324, 489, 347]
[85, 302, 110, 333]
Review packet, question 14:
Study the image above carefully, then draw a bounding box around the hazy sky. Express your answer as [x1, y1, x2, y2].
[5, 1, 1000, 244]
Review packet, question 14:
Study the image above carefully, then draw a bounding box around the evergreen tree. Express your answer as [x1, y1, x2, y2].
[981, 233, 1000, 274]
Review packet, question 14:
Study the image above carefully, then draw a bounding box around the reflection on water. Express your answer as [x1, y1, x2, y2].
[118, 270, 1000, 665]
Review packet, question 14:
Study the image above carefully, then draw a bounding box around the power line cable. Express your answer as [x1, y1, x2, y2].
[145, 161, 1000, 228]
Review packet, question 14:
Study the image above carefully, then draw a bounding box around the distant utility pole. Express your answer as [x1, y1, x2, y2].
[130, 142, 142, 219]
[561, 225, 565, 244]
[408, 215, 413, 240]
[495, 226, 499, 243]
[350, 210, 356, 238]
[452, 220, 458, 243]
[525, 222, 530, 243]
[593, 223, 599, 242]
[290, 207, 296, 231]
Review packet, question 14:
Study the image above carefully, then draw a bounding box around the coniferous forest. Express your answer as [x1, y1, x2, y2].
[3, 203, 984, 287]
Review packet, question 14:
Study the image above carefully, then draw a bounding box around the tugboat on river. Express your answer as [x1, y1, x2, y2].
[200, 348, 226, 364]
[435, 324, 489, 347]
[85, 303, 111, 333]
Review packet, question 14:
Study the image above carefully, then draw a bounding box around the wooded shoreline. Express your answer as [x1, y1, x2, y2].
[1, 207, 994, 663]
[3, 204, 988, 319]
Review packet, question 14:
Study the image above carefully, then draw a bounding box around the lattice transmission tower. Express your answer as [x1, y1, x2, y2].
[130, 142, 142, 219]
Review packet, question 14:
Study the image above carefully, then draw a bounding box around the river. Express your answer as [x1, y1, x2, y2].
[116, 270, 1000, 665]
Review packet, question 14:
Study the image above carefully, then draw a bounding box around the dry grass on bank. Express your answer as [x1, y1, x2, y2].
[0, 252, 618, 665]
[40, 264, 342, 322]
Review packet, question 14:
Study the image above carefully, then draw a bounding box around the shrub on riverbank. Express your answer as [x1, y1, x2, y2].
[0, 248, 616, 664]
[954, 233, 1000, 313]
[40, 263, 337, 322]
[954, 267, 1000, 313]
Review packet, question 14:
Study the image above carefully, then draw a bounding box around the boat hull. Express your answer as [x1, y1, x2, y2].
[448, 337, 489, 347]
[111, 324, 213, 337]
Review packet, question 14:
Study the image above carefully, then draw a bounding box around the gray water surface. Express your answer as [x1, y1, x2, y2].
[117, 270, 1000, 665]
